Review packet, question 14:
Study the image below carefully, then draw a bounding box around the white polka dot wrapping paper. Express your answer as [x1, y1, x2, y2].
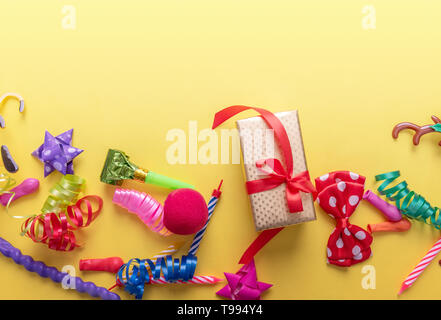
[236, 110, 316, 231]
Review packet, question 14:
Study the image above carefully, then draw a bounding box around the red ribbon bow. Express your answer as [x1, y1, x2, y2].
[213, 105, 316, 213]
[212, 105, 316, 264]
[247, 158, 316, 213]
[315, 171, 373, 267]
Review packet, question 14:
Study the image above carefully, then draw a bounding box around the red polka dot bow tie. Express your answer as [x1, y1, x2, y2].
[315, 171, 373, 267]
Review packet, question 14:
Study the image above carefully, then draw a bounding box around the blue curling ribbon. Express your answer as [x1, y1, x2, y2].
[376, 171, 441, 229]
[116, 254, 197, 299]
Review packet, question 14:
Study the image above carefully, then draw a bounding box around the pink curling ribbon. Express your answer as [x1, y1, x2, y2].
[113, 188, 172, 236]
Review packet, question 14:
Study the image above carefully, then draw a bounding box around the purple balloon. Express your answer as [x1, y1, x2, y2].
[0, 237, 120, 300]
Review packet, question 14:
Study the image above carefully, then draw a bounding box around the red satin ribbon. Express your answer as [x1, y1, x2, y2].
[213, 106, 316, 213]
[238, 227, 284, 264]
[22, 195, 102, 251]
[212, 105, 294, 176]
[213, 106, 316, 264]
[248, 159, 316, 213]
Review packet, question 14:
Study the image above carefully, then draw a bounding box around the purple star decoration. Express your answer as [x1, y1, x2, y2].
[32, 129, 83, 177]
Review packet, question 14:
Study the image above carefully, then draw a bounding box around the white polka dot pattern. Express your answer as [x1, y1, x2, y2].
[314, 171, 373, 267]
[236, 110, 316, 231]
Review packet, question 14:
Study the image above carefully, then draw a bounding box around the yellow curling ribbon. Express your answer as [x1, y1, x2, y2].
[21, 174, 86, 236]
[0, 172, 36, 219]
[41, 174, 85, 214]
[0, 171, 16, 211]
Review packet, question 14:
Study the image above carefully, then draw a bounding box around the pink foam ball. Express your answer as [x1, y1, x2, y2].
[163, 188, 208, 235]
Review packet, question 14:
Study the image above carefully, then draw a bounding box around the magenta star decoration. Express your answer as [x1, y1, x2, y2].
[32, 129, 83, 177]
[216, 259, 272, 300]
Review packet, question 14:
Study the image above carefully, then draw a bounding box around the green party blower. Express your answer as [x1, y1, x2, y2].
[100, 149, 194, 189]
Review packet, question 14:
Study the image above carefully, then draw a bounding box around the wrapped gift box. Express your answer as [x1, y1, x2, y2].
[236, 110, 316, 231]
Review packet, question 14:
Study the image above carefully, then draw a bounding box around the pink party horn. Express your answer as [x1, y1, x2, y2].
[363, 190, 402, 222]
[113, 188, 172, 236]
[0, 178, 39, 206]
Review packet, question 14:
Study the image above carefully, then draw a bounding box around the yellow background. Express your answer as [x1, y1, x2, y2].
[1, 0, 441, 300]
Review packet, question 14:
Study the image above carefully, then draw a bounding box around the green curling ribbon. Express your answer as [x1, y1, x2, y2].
[376, 171, 441, 229]
[41, 174, 85, 214]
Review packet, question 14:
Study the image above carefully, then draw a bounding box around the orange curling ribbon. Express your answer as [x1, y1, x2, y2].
[21, 195, 102, 251]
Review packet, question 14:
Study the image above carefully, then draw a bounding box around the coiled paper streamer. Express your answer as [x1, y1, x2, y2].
[21, 174, 88, 250]
[113, 188, 171, 236]
[376, 171, 441, 229]
[0, 237, 120, 300]
[41, 174, 85, 214]
[116, 254, 197, 299]
[22, 195, 102, 251]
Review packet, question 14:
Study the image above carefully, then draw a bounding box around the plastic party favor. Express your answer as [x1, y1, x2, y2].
[392, 115, 441, 146]
[100, 149, 194, 189]
[0, 92, 24, 129]
[1, 145, 19, 173]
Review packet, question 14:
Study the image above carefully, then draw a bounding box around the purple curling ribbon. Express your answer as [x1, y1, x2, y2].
[0, 237, 120, 300]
